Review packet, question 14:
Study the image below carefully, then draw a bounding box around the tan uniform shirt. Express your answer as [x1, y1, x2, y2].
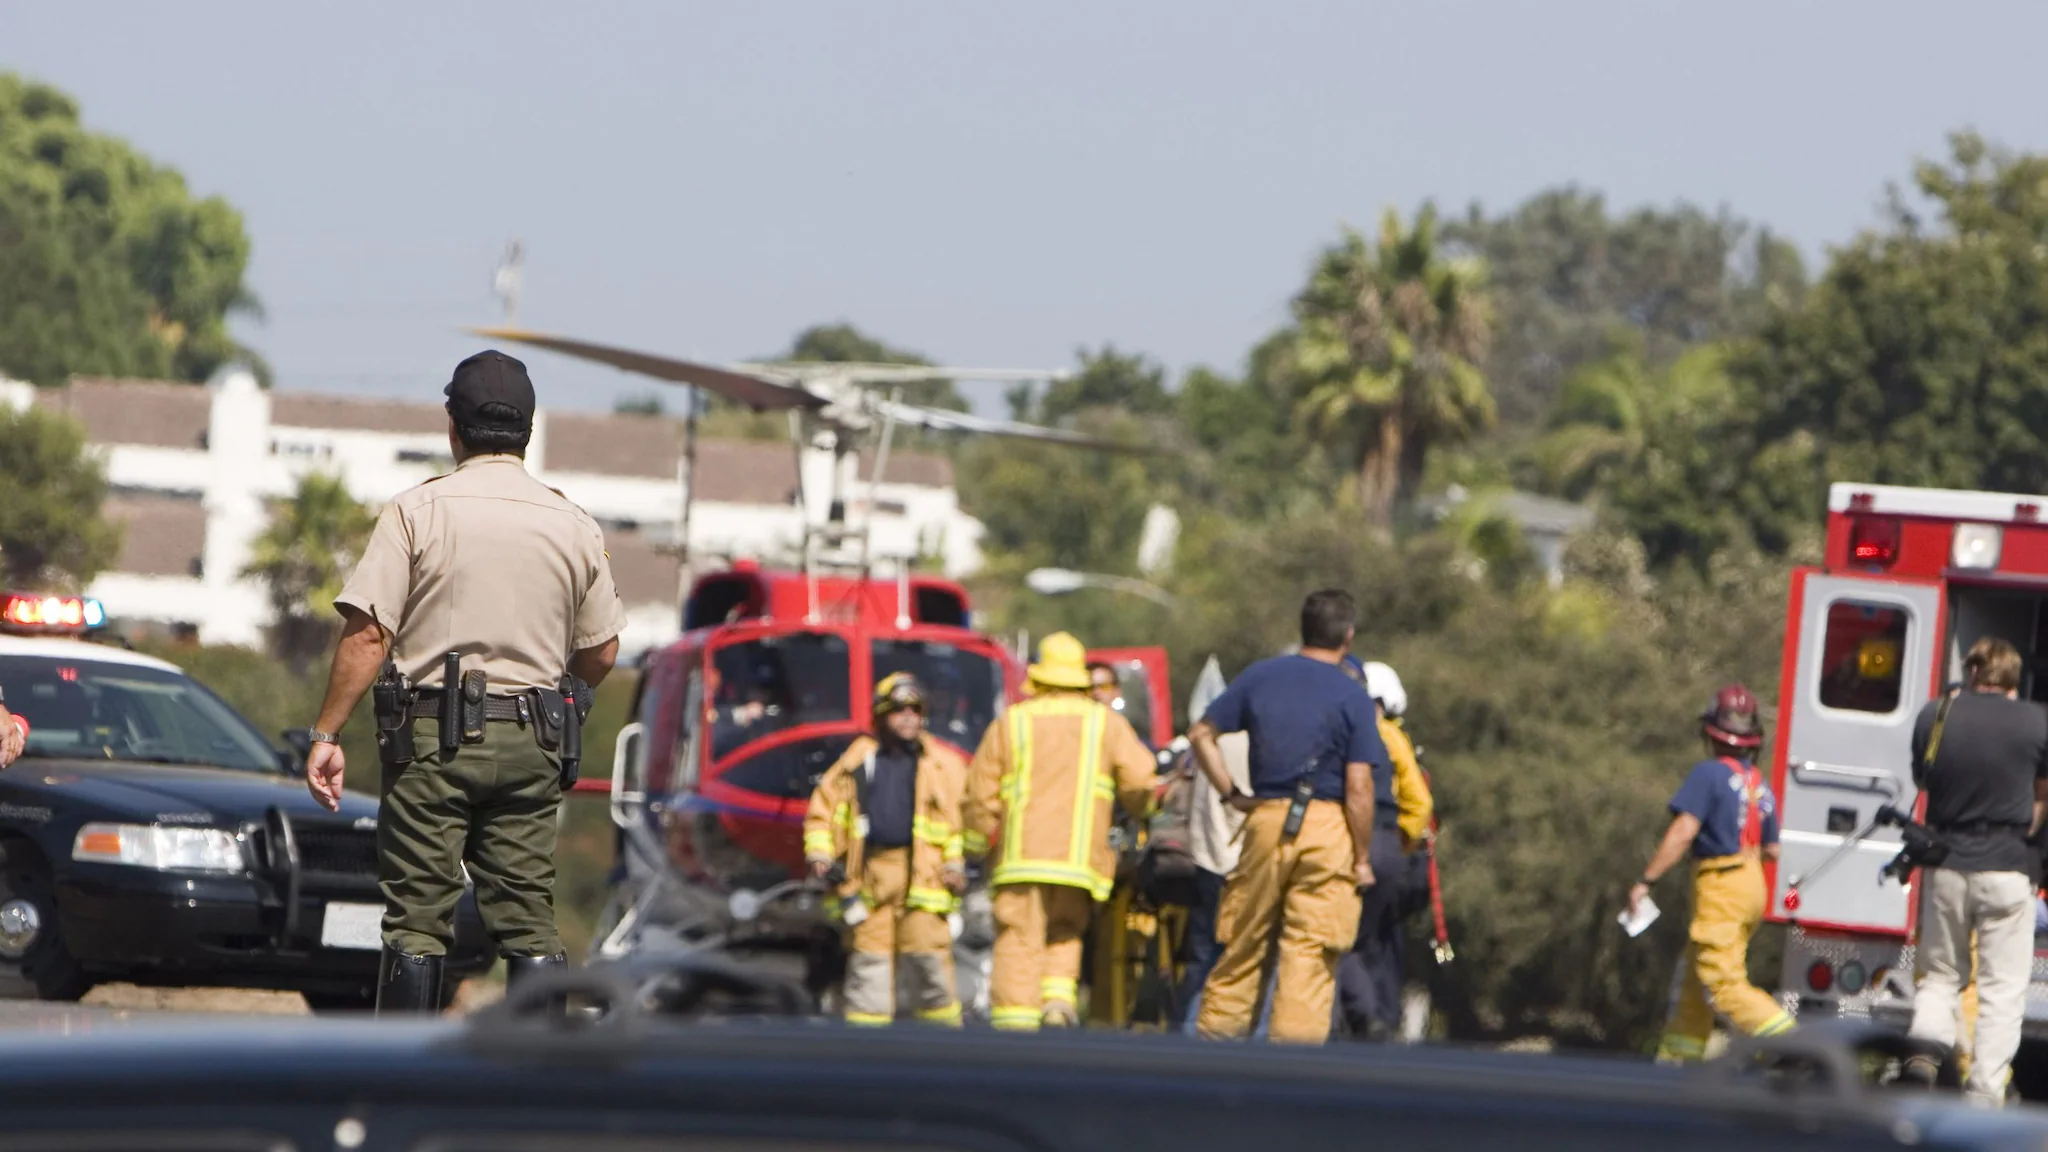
[334, 455, 625, 691]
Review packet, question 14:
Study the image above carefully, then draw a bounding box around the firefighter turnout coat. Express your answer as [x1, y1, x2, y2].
[964, 692, 1157, 900]
[804, 735, 970, 917]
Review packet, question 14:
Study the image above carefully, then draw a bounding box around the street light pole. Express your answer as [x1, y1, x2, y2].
[1024, 567, 1176, 609]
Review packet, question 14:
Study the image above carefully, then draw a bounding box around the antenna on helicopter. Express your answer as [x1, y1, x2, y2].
[493, 241, 524, 326]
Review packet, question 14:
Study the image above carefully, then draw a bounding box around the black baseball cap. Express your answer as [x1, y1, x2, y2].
[445, 350, 535, 429]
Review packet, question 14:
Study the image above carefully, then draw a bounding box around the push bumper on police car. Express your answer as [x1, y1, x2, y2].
[2, 769, 492, 1008]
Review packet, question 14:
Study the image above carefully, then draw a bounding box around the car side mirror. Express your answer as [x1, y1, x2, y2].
[279, 728, 314, 775]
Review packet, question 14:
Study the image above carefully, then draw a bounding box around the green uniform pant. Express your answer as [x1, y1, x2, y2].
[379, 716, 564, 958]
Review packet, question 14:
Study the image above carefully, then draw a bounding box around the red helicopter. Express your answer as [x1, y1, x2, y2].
[473, 328, 1172, 994]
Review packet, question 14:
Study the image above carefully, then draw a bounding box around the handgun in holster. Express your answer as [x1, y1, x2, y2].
[370, 659, 415, 769]
[1282, 774, 1316, 840]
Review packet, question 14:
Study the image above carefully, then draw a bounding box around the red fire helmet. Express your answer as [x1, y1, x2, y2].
[1701, 683, 1764, 748]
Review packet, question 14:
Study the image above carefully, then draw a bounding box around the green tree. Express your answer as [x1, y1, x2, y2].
[1447, 187, 1805, 425]
[1290, 207, 1495, 525]
[241, 473, 375, 674]
[612, 392, 664, 417]
[1740, 131, 2048, 502]
[0, 404, 121, 588]
[1036, 346, 1173, 423]
[0, 74, 262, 386]
[1530, 343, 1813, 569]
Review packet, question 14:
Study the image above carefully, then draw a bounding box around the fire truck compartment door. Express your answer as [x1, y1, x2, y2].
[1772, 571, 1941, 932]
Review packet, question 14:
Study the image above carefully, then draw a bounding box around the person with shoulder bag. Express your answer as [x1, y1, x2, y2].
[1900, 638, 2048, 1105]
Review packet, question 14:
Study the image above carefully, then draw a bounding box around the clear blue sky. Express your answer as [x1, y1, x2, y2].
[12, 1, 2048, 414]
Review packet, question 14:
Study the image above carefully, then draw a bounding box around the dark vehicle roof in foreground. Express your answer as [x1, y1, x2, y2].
[2, 1010, 2045, 1152]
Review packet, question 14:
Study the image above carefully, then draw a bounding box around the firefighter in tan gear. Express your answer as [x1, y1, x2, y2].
[1188, 590, 1387, 1045]
[1629, 684, 1795, 1061]
[804, 673, 968, 1026]
[964, 632, 1157, 1031]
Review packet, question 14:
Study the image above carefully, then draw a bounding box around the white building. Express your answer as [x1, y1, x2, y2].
[2, 370, 985, 660]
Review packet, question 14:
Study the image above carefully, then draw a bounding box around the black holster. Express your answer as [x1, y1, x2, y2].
[525, 677, 588, 790]
[371, 660, 415, 769]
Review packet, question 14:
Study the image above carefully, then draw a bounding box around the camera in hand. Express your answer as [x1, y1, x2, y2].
[1875, 804, 1950, 884]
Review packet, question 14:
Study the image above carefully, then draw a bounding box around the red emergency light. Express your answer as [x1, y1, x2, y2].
[1848, 517, 1901, 567]
[0, 593, 107, 634]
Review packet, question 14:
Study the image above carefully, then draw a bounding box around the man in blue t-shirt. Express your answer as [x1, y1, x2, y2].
[1188, 588, 1387, 1045]
[1627, 683, 1793, 1061]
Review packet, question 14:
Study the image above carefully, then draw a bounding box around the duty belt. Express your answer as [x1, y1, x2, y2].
[1932, 819, 2030, 836]
[414, 688, 528, 723]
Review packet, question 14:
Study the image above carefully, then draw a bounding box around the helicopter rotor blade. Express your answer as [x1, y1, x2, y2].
[873, 398, 1165, 455]
[467, 327, 826, 413]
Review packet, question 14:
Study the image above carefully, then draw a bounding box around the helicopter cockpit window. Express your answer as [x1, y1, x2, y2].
[872, 640, 1002, 751]
[710, 634, 852, 761]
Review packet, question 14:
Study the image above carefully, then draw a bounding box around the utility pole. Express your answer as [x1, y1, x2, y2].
[493, 240, 524, 326]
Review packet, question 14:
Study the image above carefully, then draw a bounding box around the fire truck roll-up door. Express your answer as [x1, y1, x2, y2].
[1772, 570, 1942, 935]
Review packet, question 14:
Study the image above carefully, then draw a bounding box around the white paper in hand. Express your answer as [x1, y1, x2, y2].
[1618, 896, 1660, 938]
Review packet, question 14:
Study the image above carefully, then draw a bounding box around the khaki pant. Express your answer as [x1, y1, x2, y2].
[381, 717, 562, 957]
[1910, 868, 2033, 1105]
[1197, 801, 1361, 1045]
[844, 847, 959, 1026]
[1656, 856, 1793, 1061]
[990, 882, 1092, 1031]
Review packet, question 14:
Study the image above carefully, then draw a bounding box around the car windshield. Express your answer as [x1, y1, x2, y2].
[0, 655, 279, 773]
[872, 639, 1003, 752]
[710, 633, 853, 761]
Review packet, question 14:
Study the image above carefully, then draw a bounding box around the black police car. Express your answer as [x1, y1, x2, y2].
[0, 597, 489, 1009]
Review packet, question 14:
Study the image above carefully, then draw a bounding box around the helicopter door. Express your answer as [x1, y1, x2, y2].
[1087, 646, 1173, 749]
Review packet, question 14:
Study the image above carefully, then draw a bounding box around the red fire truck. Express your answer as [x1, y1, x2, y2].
[1770, 482, 2048, 1036]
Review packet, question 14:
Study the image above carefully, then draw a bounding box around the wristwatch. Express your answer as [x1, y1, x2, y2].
[307, 729, 340, 745]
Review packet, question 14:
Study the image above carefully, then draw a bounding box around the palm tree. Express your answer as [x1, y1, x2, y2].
[1291, 205, 1494, 525]
[241, 472, 375, 674]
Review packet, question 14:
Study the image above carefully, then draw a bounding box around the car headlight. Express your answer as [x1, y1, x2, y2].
[72, 823, 245, 873]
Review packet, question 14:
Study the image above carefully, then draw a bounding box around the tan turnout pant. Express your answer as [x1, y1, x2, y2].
[843, 848, 959, 1026]
[990, 882, 1093, 1031]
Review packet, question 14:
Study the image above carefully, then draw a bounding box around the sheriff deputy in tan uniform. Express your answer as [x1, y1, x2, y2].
[804, 672, 970, 1026]
[964, 632, 1156, 1031]
[304, 349, 625, 1015]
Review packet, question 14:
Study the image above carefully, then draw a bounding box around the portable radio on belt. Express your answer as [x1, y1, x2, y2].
[1282, 771, 1316, 839]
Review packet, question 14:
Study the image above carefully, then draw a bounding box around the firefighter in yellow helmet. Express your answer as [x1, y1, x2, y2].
[965, 632, 1157, 1030]
[804, 672, 969, 1026]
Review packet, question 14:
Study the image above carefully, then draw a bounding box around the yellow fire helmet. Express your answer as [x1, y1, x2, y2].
[874, 671, 927, 717]
[1857, 636, 1900, 682]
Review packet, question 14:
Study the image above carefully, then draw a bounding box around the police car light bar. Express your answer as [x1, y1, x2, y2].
[0, 593, 107, 634]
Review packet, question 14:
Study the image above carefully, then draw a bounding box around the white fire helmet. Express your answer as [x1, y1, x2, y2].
[1362, 661, 1406, 719]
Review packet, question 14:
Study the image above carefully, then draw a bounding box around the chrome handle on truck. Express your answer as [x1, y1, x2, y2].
[1794, 761, 1902, 796]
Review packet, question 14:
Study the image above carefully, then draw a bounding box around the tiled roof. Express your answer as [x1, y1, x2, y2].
[271, 393, 447, 434]
[693, 439, 799, 505]
[603, 529, 679, 606]
[543, 411, 680, 478]
[103, 493, 207, 577]
[41, 378, 210, 449]
[857, 449, 953, 489]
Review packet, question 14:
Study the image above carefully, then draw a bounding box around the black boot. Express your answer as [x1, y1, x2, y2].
[503, 952, 568, 993]
[375, 948, 444, 1016]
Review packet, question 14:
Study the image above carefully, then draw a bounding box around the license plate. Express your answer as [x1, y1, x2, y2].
[319, 902, 382, 951]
